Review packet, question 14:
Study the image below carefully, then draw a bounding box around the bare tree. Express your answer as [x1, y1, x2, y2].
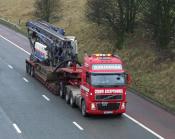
[87, 0, 106, 25]
[34, 0, 60, 22]
[87, 0, 142, 48]
[143, 0, 175, 48]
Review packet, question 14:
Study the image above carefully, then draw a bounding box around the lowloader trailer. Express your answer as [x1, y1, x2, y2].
[25, 21, 131, 116]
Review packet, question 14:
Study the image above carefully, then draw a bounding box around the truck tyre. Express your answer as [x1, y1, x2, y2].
[59, 82, 65, 98]
[81, 100, 87, 117]
[28, 64, 31, 75]
[70, 94, 75, 108]
[65, 91, 70, 104]
[30, 66, 35, 77]
[117, 113, 123, 117]
[57, 84, 61, 96]
[26, 63, 29, 74]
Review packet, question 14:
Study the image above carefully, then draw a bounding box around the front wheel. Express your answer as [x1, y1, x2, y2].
[81, 100, 88, 117]
[117, 113, 123, 117]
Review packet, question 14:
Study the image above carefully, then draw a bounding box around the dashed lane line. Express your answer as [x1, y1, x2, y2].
[8, 64, 13, 69]
[42, 95, 50, 101]
[12, 123, 22, 134]
[73, 121, 84, 131]
[22, 77, 29, 83]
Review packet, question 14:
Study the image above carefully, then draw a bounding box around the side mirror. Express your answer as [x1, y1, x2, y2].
[125, 73, 131, 85]
[45, 47, 49, 51]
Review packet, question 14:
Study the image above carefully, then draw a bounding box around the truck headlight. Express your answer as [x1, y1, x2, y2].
[91, 103, 96, 110]
[121, 103, 125, 110]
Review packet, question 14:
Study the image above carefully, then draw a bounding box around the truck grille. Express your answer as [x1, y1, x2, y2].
[97, 103, 120, 111]
[95, 94, 122, 100]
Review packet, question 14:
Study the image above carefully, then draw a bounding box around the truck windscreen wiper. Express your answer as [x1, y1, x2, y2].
[93, 85, 106, 87]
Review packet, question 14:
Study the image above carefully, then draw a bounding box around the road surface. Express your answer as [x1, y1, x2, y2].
[0, 24, 175, 139]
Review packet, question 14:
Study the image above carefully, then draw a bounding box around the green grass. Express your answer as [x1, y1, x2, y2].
[0, 0, 175, 112]
[118, 35, 175, 111]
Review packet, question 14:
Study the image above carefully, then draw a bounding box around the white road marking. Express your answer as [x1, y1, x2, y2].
[12, 123, 22, 134]
[22, 77, 29, 83]
[73, 121, 84, 131]
[8, 64, 13, 69]
[123, 114, 164, 139]
[0, 34, 165, 139]
[0, 35, 30, 55]
[42, 95, 50, 101]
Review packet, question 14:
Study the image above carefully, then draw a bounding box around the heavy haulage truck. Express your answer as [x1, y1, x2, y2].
[25, 20, 131, 116]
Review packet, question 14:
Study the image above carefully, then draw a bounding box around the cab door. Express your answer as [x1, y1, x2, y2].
[81, 71, 90, 98]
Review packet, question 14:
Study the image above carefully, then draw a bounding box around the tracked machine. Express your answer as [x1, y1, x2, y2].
[26, 20, 131, 116]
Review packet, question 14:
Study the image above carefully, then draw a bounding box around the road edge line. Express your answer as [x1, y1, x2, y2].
[123, 113, 164, 139]
[0, 35, 30, 55]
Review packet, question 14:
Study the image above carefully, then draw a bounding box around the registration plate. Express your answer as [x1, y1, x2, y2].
[104, 111, 113, 114]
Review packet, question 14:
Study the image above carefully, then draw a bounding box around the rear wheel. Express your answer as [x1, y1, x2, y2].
[30, 66, 35, 77]
[28, 64, 31, 75]
[59, 82, 65, 98]
[65, 91, 70, 104]
[81, 100, 87, 117]
[26, 63, 29, 73]
[70, 94, 75, 107]
[57, 84, 61, 96]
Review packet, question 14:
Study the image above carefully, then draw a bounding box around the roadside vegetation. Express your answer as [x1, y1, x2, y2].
[0, 0, 174, 112]
[34, 0, 61, 22]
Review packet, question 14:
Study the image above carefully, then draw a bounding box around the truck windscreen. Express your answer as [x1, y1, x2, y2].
[91, 73, 126, 87]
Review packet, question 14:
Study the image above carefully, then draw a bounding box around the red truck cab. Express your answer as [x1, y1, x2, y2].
[80, 54, 130, 116]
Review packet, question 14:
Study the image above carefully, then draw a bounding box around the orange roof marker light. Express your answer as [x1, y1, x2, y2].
[93, 54, 112, 57]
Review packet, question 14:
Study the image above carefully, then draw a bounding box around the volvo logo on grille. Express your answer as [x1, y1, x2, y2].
[101, 102, 108, 106]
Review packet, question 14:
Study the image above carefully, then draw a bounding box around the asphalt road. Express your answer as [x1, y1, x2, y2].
[0, 24, 175, 139]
